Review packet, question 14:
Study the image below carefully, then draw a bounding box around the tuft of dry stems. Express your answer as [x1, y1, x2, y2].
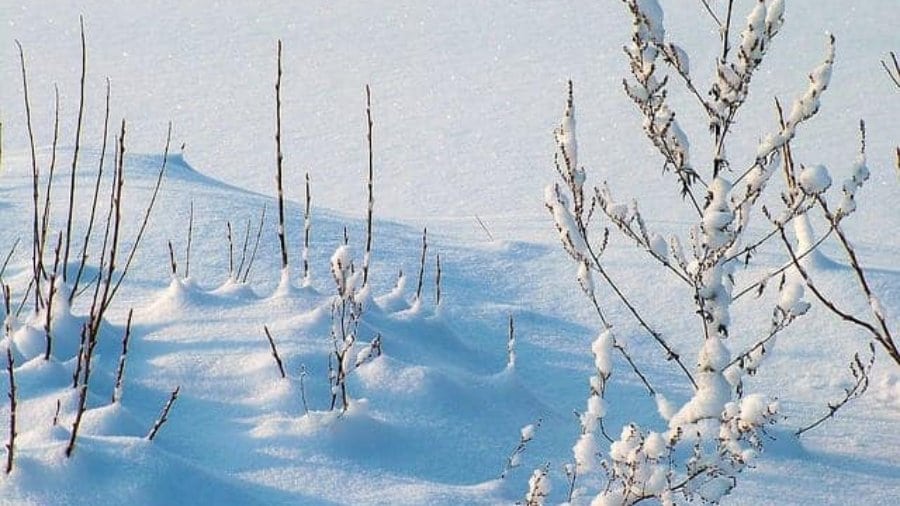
[147, 386, 180, 441]
[274, 39, 289, 271]
[63, 16, 87, 282]
[415, 227, 427, 301]
[263, 325, 287, 379]
[362, 85, 375, 287]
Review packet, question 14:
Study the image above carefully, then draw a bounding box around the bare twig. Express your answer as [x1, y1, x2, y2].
[299, 364, 310, 415]
[236, 218, 251, 281]
[43, 232, 63, 360]
[881, 51, 900, 89]
[362, 85, 375, 287]
[66, 327, 90, 457]
[507, 314, 516, 369]
[185, 200, 193, 278]
[167, 240, 177, 276]
[474, 215, 494, 241]
[415, 227, 427, 301]
[697, 0, 722, 27]
[111, 309, 133, 403]
[71, 78, 111, 302]
[107, 122, 171, 307]
[4, 284, 14, 473]
[147, 386, 180, 441]
[226, 220, 234, 277]
[242, 204, 267, 284]
[63, 16, 88, 281]
[39, 86, 61, 273]
[274, 39, 288, 270]
[796, 342, 875, 435]
[302, 173, 311, 285]
[0, 239, 19, 281]
[778, 225, 899, 365]
[263, 325, 286, 379]
[5, 343, 16, 474]
[435, 253, 442, 306]
[16, 40, 43, 311]
[500, 418, 541, 479]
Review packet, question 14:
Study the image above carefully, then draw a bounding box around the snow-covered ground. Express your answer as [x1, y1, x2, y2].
[1, 1, 898, 505]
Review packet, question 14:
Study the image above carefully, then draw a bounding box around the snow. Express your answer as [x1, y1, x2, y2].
[1, 1, 899, 505]
[799, 164, 833, 194]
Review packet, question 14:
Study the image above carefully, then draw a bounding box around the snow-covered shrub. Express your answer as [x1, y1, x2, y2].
[327, 244, 381, 412]
[543, 1, 899, 504]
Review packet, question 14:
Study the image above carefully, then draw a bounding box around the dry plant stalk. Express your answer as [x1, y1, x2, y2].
[362, 85, 375, 287]
[274, 39, 289, 271]
[185, 200, 194, 278]
[435, 253, 442, 306]
[167, 240, 177, 276]
[5, 344, 15, 475]
[63, 16, 87, 281]
[242, 204, 267, 284]
[43, 232, 63, 360]
[112, 309, 133, 403]
[16, 40, 43, 311]
[147, 386, 180, 441]
[415, 228, 427, 301]
[263, 325, 287, 379]
[226, 220, 234, 277]
[4, 285, 15, 474]
[39, 87, 61, 275]
[236, 217, 252, 281]
[71, 78, 111, 302]
[302, 172, 311, 284]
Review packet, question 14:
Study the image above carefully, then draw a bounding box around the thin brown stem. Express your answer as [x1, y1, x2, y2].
[16, 40, 42, 311]
[71, 78, 111, 303]
[63, 17, 87, 281]
[107, 122, 172, 307]
[111, 308, 133, 403]
[274, 39, 288, 270]
[415, 228, 427, 301]
[263, 325, 286, 379]
[302, 172, 311, 284]
[147, 386, 180, 441]
[362, 85, 374, 287]
[5, 344, 15, 474]
[226, 221, 234, 277]
[40, 86, 61, 272]
[185, 200, 193, 279]
[242, 204, 267, 284]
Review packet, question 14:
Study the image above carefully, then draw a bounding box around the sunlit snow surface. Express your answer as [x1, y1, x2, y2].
[1, 1, 898, 504]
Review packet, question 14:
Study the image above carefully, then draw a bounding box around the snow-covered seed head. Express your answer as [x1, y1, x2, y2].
[798, 164, 832, 195]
